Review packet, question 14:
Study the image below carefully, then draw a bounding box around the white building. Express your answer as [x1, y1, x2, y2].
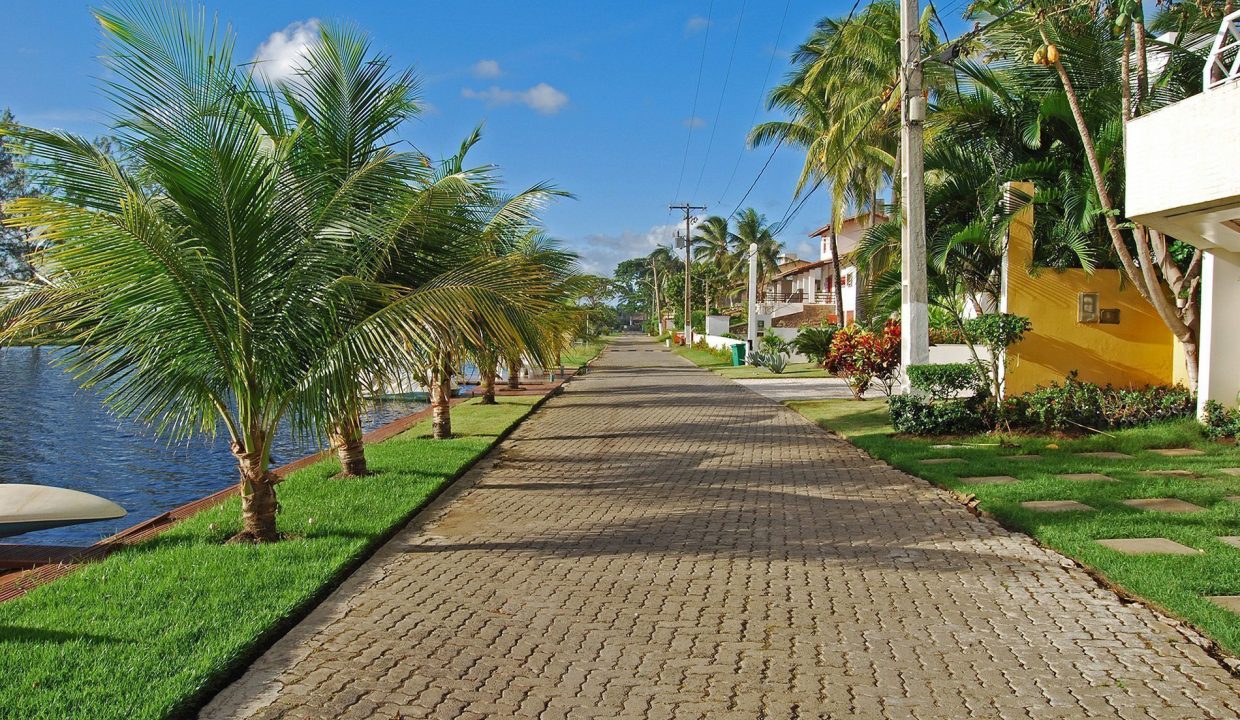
[1126, 10, 1240, 414]
[749, 213, 883, 328]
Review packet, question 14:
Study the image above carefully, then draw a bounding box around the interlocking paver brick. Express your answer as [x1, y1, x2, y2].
[200, 335, 1240, 719]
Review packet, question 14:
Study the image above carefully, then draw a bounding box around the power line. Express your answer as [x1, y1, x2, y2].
[672, 0, 716, 204]
[771, 93, 890, 236]
[715, 0, 791, 207]
[690, 0, 748, 202]
[721, 0, 868, 221]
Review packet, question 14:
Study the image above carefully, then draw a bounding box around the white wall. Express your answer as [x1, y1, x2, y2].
[703, 334, 745, 352]
[1127, 79, 1240, 252]
[928, 344, 992, 365]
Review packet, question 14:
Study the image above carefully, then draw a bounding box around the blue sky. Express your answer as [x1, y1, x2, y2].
[1, 1, 968, 274]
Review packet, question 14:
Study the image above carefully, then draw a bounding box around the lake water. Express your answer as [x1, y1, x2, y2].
[0, 347, 430, 546]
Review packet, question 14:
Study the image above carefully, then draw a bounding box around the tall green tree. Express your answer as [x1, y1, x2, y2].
[0, 109, 36, 282]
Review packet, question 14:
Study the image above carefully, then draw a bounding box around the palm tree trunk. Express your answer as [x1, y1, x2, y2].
[430, 361, 453, 440]
[506, 354, 522, 389]
[329, 411, 368, 477]
[829, 226, 846, 325]
[231, 435, 279, 543]
[479, 355, 498, 404]
[1042, 29, 1200, 385]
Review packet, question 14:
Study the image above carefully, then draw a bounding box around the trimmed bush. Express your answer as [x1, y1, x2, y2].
[1203, 400, 1240, 439]
[907, 363, 983, 400]
[889, 395, 988, 435]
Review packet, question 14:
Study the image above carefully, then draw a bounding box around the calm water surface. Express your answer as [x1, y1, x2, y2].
[0, 347, 430, 546]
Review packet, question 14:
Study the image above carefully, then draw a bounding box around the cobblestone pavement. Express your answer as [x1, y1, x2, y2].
[201, 334, 1240, 720]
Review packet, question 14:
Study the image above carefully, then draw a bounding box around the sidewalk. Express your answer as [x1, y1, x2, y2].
[201, 333, 1240, 720]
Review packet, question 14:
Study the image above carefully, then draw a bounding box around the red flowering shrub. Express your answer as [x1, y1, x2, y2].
[827, 320, 902, 399]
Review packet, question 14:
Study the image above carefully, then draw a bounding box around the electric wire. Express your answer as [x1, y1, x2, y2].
[715, 0, 791, 207]
[688, 0, 749, 202]
[672, 0, 716, 205]
[721, 0, 868, 221]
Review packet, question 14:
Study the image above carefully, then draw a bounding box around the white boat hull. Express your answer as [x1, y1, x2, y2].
[0, 484, 127, 539]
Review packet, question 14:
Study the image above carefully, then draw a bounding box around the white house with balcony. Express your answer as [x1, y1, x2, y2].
[1126, 9, 1240, 414]
[748, 212, 883, 328]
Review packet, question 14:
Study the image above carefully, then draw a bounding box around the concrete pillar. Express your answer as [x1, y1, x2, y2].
[747, 243, 758, 363]
[1198, 248, 1240, 416]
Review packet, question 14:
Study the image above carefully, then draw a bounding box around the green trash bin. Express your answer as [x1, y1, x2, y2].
[730, 343, 746, 366]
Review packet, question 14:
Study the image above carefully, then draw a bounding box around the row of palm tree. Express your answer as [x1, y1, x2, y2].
[627, 208, 783, 332]
[0, 6, 586, 542]
[750, 0, 1230, 387]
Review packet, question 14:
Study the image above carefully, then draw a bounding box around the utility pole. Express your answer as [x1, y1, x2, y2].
[650, 256, 661, 334]
[670, 203, 706, 344]
[747, 242, 758, 363]
[899, 0, 929, 390]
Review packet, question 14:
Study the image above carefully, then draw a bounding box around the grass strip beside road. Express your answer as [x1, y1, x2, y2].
[0, 396, 542, 720]
[792, 398, 1240, 657]
[670, 341, 830, 379]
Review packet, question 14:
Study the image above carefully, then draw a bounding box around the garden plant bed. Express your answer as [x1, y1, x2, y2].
[0, 339, 610, 720]
[789, 398, 1240, 659]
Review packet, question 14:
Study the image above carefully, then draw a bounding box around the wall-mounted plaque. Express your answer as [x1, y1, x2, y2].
[1078, 292, 1099, 323]
[1100, 308, 1121, 324]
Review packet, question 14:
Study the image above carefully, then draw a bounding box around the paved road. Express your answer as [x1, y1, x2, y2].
[202, 334, 1240, 720]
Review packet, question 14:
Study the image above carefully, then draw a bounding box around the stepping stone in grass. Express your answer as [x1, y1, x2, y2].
[1219, 468, 1240, 477]
[1138, 469, 1199, 478]
[1122, 498, 1207, 513]
[1059, 473, 1116, 482]
[931, 444, 956, 449]
[1207, 596, 1240, 613]
[920, 457, 963, 465]
[1075, 451, 1135, 460]
[1218, 537, 1240, 550]
[1096, 538, 1200, 555]
[1149, 448, 1206, 457]
[1020, 500, 1094, 512]
[960, 475, 1019, 485]
[1226, 496, 1240, 504]
[1007, 454, 1042, 461]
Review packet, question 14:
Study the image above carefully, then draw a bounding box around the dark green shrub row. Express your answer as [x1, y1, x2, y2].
[1011, 373, 1195, 432]
[892, 369, 1196, 436]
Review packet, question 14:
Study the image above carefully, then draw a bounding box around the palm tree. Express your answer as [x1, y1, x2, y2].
[0, 7, 544, 541]
[974, 0, 1215, 386]
[692, 215, 737, 309]
[732, 208, 781, 301]
[752, 1, 942, 325]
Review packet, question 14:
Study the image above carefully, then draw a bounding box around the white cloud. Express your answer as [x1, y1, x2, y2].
[683, 117, 706, 128]
[685, 16, 710, 33]
[461, 82, 570, 115]
[568, 220, 711, 274]
[252, 19, 320, 83]
[472, 59, 502, 78]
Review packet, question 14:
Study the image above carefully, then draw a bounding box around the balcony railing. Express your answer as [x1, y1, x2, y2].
[760, 291, 837, 305]
[1206, 9, 1240, 90]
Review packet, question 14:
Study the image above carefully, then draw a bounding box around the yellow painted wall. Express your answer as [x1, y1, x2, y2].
[1004, 183, 1177, 394]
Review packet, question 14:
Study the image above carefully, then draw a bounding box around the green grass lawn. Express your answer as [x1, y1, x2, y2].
[713, 362, 829, 379]
[0, 396, 542, 720]
[672, 344, 732, 368]
[560, 336, 611, 368]
[792, 398, 1240, 656]
[671, 343, 830, 379]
